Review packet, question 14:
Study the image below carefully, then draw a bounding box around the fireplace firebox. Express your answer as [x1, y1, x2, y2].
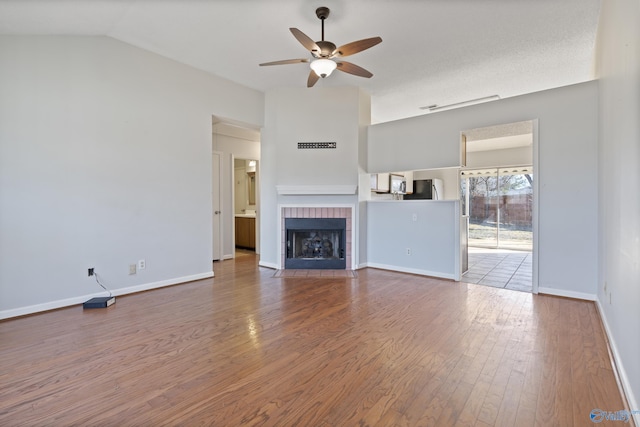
[285, 218, 346, 269]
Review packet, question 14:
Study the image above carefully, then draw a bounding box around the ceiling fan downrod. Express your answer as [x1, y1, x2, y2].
[316, 6, 330, 41]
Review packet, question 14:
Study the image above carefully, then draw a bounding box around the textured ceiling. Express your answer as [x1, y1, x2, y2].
[0, 0, 601, 124]
[464, 120, 533, 152]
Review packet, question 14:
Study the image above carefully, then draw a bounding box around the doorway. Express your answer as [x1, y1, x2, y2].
[212, 118, 261, 260]
[460, 120, 536, 293]
[233, 158, 258, 254]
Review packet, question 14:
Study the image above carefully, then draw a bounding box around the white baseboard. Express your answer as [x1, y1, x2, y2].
[0, 271, 214, 321]
[110, 272, 214, 297]
[537, 287, 596, 301]
[596, 299, 639, 424]
[258, 261, 278, 270]
[223, 254, 234, 260]
[365, 262, 455, 280]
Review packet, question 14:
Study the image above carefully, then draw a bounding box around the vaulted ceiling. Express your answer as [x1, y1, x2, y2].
[0, 0, 601, 124]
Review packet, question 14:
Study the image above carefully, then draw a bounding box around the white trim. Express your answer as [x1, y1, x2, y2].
[596, 299, 639, 423]
[277, 203, 357, 270]
[364, 262, 456, 280]
[111, 272, 214, 296]
[532, 119, 540, 294]
[0, 272, 214, 320]
[453, 202, 461, 281]
[230, 154, 236, 257]
[223, 254, 234, 260]
[537, 287, 596, 301]
[276, 185, 357, 195]
[258, 261, 278, 270]
[212, 150, 224, 262]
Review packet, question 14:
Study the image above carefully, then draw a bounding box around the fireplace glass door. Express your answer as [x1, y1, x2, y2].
[285, 218, 346, 269]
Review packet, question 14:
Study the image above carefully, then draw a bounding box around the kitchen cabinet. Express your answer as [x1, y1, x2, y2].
[404, 171, 414, 194]
[235, 216, 255, 249]
[370, 173, 390, 192]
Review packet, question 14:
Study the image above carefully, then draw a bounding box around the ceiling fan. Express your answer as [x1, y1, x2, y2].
[259, 6, 382, 87]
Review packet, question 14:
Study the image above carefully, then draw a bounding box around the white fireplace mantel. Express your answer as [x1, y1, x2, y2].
[276, 185, 358, 195]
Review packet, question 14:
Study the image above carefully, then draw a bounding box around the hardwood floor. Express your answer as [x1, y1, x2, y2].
[0, 254, 631, 426]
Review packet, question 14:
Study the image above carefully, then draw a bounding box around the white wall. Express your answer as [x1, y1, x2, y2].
[0, 36, 264, 317]
[212, 126, 260, 259]
[357, 89, 372, 267]
[368, 82, 599, 299]
[368, 114, 461, 173]
[268, 87, 363, 187]
[595, 0, 640, 413]
[260, 86, 369, 268]
[367, 200, 460, 279]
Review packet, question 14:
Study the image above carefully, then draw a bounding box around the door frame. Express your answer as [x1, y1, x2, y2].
[459, 119, 539, 294]
[212, 151, 223, 262]
[531, 119, 539, 294]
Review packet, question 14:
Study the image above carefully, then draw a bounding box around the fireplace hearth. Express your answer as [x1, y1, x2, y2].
[285, 218, 346, 269]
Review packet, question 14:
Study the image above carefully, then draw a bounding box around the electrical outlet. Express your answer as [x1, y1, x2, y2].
[88, 268, 94, 277]
[406, 248, 411, 256]
[412, 213, 418, 222]
[129, 264, 137, 275]
[138, 259, 146, 270]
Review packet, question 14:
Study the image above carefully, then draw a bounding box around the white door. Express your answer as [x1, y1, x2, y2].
[212, 151, 223, 261]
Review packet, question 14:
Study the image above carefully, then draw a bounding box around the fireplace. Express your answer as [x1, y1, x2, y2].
[285, 218, 346, 269]
[280, 206, 353, 270]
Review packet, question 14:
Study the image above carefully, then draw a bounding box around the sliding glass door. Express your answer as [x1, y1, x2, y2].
[461, 167, 533, 250]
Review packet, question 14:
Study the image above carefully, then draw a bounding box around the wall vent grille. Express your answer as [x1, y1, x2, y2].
[297, 142, 336, 149]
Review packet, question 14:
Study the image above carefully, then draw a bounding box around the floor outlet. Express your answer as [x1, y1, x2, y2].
[129, 264, 137, 275]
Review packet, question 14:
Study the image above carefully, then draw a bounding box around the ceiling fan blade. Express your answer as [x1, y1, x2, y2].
[259, 58, 310, 66]
[290, 28, 320, 53]
[336, 61, 373, 78]
[307, 70, 320, 87]
[333, 36, 382, 57]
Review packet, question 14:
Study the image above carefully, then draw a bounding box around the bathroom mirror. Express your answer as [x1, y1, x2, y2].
[247, 171, 256, 205]
[234, 158, 258, 214]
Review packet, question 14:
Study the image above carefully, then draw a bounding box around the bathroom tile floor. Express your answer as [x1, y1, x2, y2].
[462, 247, 533, 293]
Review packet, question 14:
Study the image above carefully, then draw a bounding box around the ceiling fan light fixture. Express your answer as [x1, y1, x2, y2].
[310, 58, 337, 78]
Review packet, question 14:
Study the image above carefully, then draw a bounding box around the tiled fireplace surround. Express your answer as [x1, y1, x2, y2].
[281, 206, 353, 270]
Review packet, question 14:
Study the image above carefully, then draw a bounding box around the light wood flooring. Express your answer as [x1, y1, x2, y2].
[0, 253, 631, 426]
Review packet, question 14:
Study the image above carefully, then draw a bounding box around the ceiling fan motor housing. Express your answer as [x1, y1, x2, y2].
[313, 41, 337, 58]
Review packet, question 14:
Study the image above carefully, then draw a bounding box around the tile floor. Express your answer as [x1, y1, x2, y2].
[462, 247, 533, 292]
